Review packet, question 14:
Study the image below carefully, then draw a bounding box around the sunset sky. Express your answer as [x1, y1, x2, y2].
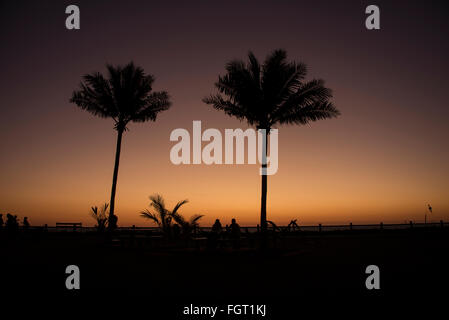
[1, 0, 448, 227]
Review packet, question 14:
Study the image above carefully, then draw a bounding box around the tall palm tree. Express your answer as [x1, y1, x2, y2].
[203, 49, 340, 234]
[70, 62, 171, 227]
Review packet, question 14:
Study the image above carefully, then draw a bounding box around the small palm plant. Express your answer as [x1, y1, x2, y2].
[267, 220, 281, 233]
[287, 219, 299, 232]
[140, 194, 204, 238]
[90, 203, 109, 232]
[171, 212, 204, 237]
[140, 194, 186, 236]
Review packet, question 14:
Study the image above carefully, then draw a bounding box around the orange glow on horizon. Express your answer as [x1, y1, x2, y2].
[1, 1, 448, 227]
[1, 101, 448, 227]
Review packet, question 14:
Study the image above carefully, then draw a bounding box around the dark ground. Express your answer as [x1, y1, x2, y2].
[1, 228, 448, 317]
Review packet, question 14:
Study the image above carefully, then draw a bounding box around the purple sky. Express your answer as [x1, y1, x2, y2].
[1, 0, 448, 226]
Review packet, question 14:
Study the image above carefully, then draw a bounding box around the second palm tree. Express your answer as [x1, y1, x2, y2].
[203, 49, 340, 234]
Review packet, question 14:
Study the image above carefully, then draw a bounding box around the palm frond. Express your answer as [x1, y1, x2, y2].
[149, 194, 167, 216]
[171, 211, 187, 227]
[70, 73, 117, 119]
[172, 199, 189, 215]
[267, 220, 280, 231]
[132, 91, 171, 122]
[204, 49, 340, 129]
[277, 101, 340, 125]
[70, 62, 171, 130]
[189, 214, 204, 225]
[140, 209, 161, 226]
[202, 94, 259, 126]
[90, 202, 109, 230]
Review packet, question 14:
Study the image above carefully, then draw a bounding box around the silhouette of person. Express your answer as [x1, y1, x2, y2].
[23, 217, 30, 230]
[5, 214, 13, 229]
[212, 219, 222, 234]
[5, 213, 19, 234]
[230, 218, 240, 236]
[230, 218, 241, 249]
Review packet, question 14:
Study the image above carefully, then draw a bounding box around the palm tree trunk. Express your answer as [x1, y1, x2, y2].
[260, 169, 267, 233]
[109, 128, 123, 226]
[259, 130, 269, 250]
[260, 130, 268, 234]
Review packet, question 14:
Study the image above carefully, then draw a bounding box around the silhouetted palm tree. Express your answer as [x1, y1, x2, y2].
[203, 49, 340, 234]
[90, 203, 109, 232]
[171, 211, 204, 237]
[70, 62, 171, 227]
[140, 194, 188, 236]
[140, 194, 204, 237]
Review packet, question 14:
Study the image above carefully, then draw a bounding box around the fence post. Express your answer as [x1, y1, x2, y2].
[319, 223, 322, 233]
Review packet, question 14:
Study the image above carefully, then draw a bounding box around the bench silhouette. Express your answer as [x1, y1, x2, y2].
[56, 222, 82, 231]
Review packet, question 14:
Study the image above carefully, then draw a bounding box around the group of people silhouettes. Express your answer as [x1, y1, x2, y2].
[210, 218, 241, 249]
[0, 213, 30, 232]
[212, 218, 240, 236]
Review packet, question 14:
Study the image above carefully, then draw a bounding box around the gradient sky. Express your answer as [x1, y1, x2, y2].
[1, 0, 448, 227]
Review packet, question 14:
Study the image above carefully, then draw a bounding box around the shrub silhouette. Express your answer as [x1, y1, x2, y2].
[90, 203, 109, 232]
[140, 194, 204, 238]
